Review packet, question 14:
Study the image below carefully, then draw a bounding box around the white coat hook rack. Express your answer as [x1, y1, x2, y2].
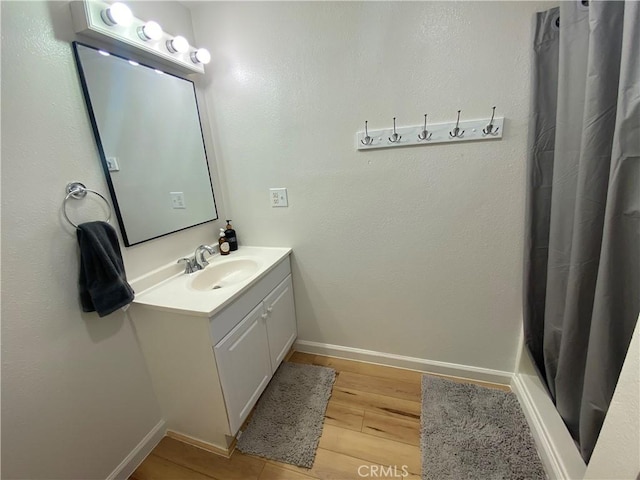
[355, 108, 504, 151]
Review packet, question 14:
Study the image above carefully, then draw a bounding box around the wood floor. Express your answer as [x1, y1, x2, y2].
[131, 352, 510, 480]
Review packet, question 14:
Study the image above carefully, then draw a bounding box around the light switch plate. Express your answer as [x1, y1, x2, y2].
[170, 191, 186, 209]
[270, 188, 288, 207]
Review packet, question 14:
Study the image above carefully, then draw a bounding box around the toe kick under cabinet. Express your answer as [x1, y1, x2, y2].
[130, 256, 297, 452]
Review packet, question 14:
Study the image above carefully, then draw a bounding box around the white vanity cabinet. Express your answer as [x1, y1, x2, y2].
[214, 275, 296, 434]
[130, 251, 296, 453]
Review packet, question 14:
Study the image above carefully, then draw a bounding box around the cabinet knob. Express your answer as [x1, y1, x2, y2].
[261, 313, 268, 320]
[267, 306, 273, 313]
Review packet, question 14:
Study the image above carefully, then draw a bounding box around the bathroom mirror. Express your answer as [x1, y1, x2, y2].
[72, 42, 218, 246]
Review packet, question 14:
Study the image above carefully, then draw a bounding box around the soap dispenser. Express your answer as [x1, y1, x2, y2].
[218, 228, 230, 255]
[224, 220, 238, 251]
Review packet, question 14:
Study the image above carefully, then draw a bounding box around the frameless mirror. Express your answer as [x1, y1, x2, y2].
[72, 42, 218, 246]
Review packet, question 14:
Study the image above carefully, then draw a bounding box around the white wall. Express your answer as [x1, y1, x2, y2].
[191, 1, 551, 372]
[0, 1, 225, 478]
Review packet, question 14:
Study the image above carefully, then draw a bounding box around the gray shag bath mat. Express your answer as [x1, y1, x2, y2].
[421, 376, 546, 480]
[236, 362, 336, 468]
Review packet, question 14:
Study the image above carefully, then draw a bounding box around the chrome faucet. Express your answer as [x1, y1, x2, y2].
[194, 244, 217, 269]
[177, 244, 217, 274]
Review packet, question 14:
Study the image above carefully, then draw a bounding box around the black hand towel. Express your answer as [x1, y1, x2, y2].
[77, 221, 134, 317]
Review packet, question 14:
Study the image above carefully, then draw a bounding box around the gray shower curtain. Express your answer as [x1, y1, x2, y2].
[524, 0, 639, 463]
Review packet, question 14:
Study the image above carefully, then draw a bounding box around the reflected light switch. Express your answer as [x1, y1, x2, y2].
[170, 192, 186, 209]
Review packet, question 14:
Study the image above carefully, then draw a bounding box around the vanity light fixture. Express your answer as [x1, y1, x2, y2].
[70, 0, 209, 74]
[166, 35, 190, 54]
[100, 2, 133, 27]
[138, 20, 163, 41]
[191, 48, 211, 65]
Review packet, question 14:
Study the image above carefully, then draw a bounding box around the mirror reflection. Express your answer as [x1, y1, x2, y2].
[73, 42, 218, 246]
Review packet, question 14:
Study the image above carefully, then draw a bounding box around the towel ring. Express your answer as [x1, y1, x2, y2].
[63, 182, 112, 228]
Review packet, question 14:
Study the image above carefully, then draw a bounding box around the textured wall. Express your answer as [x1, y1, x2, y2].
[191, 1, 551, 371]
[0, 2, 223, 478]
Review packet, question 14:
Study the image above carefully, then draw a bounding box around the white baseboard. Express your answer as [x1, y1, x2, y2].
[106, 419, 166, 480]
[294, 340, 512, 385]
[511, 374, 586, 480]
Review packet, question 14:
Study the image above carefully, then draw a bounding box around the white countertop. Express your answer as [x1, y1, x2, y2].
[132, 246, 292, 317]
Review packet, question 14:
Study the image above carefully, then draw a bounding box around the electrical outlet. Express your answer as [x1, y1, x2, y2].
[170, 192, 186, 209]
[106, 157, 120, 172]
[270, 188, 288, 207]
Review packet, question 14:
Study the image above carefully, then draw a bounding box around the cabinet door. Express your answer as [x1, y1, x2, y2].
[264, 275, 297, 371]
[214, 303, 271, 435]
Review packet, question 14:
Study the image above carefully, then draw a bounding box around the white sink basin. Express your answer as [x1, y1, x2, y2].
[189, 258, 261, 291]
[132, 246, 292, 317]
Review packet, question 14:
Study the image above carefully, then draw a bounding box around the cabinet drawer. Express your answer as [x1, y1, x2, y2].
[209, 256, 291, 345]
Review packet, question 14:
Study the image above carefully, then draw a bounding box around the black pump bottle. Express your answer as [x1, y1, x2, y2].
[224, 220, 238, 251]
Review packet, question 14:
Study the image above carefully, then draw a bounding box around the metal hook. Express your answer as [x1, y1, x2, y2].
[417, 114, 432, 141]
[482, 106, 499, 136]
[388, 117, 401, 143]
[449, 110, 465, 138]
[361, 121, 374, 146]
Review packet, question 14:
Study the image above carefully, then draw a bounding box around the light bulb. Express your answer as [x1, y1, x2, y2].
[101, 2, 133, 27]
[166, 35, 189, 54]
[191, 48, 211, 65]
[138, 21, 163, 41]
